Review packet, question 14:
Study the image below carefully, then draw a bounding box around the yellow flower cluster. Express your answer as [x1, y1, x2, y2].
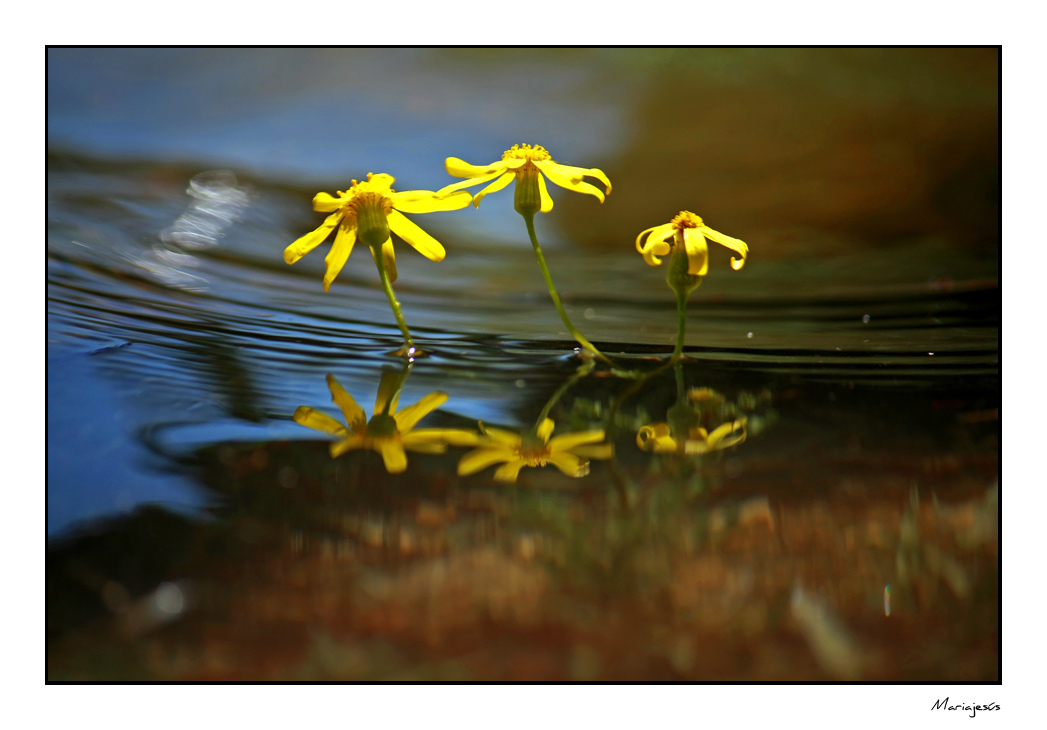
[283, 143, 747, 291]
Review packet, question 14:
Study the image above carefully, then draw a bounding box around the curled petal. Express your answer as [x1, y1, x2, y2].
[393, 391, 449, 433]
[285, 212, 342, 265]
[548, 429, 606, 453]
[535, 160, 612, 195]
[369, 238, 398, 283]
[534, 160, 606, 202]
[701, 226, 749, 270]
[705, 418, 747, 450]
[322, 221, 357, 292]
[683, 228, 709, 276]
[391, 189, 473, 213]
[445, 157, 508, 178]
[330, 433, 367, 458]
[326, 374, 366, 431]
[293, 406, 350, 438]
[458, 445, 516, 476]
[636, 423, 678, 453]
[472, 171, 516, 207]
[376, 438, 408, 474]
[388, 210, 446, 262]
[492, 459, 529, 482]
[312, 191, 346, 213]
[546, 451, 590, 478]
[635, 223, 674, 266]
[537, 173, 554, 213]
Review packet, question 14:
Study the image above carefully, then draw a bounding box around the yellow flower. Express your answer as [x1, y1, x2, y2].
[457, 417, 613, 483]
[439, 144, 612, 213]
[636, 417, 747, 456]
[284, 172, 472, 291]
[636, 211, 748, 276]
[293, 373, 477, 474]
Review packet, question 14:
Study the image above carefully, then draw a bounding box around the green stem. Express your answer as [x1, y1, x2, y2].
[522, 213, 610, 364]
[535, 360, 595, 427]
[371, 245, 415, 356]
[673, 286, 689, 362]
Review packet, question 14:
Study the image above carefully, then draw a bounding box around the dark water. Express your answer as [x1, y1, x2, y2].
[46, 48, 999, 681]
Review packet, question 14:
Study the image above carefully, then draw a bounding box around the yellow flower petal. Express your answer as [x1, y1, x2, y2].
[322, 221, 357, 292]
[393, 391, 448, 433]
[534, 160, 612, 195]
[635, 223, 674, 266]
[477, 423, 523, 447]
[705, 418, 747, 449]
[458, 445, 517, 476]
[404, 428, 480, 448]
[683, 228, 709, 276]
[325, 374, 366, 431]
[398, 438, 447, 454]
[546, 451, 590, 478]
[312, 192, 345, 213]
[330, 433, 366, 457]
[376, 438, 408, 474]
[391, 189, 473, 214]
[436, 173, 503, 197]
[534, 160, 606, 203]
[636, 423, 677, 453]
[472, 171, 516, 208]
[293, 406, 350, 438]
[700, 226, 749, 271]
[365, 173, 396, 191]
[445, 157, 508, 178]
[537, 173, 554, 213]
[285, 212, 342, 265]
[493, 459, 529, 482]
[547, 429, 605, 453]
[387, 210, 446, 262]
[374, 371, 401, 415]
[536, 418, 555, 444]
[369, 238, 398, 283]
[569, 443, 614, 460]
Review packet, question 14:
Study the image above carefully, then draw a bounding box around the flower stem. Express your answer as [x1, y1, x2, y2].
[673, 286, 689, 362]
[371, 245, 416, 356]
[535, 359, 595, 427]
[522, 212, 610, 363]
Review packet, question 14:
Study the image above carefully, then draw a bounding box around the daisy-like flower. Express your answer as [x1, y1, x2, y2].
[636, 211, 748, 276]
[457, 417, 613, 483]
[293, 373, 478, 474]
[636, 417, 747, 456]
[439, 144, 612, 214]
[284, 172, 472, 292]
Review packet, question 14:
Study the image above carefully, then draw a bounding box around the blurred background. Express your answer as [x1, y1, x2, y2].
[47, 48, 999, 681]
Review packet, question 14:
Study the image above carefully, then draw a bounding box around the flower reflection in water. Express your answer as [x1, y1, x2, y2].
[292, 368, 477, 474]
[457, 417, 612, 483]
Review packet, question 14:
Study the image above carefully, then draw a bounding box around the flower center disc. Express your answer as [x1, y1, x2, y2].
[502, 143, 552, 163]
[671, 211, 703, 230]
